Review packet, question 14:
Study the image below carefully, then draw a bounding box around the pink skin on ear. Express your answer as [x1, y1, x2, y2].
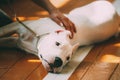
[55, 30, 64, 34]
[55, 30, 72, 39]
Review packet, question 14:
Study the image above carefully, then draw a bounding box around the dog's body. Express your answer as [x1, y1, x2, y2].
[0, 1, 120, 73]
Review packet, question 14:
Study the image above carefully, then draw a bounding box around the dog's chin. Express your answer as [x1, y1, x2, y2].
[49, 67, 63, 73]
[42, 61, 50, 71]
[42, 62, 63, 73]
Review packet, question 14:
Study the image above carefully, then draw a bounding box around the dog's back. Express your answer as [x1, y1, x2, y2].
[67, 1, 120, 45]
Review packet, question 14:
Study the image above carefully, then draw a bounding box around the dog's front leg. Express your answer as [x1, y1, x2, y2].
[0, 22, 19, 38]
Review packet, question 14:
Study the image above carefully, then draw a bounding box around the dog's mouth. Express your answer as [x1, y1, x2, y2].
[40, 55, 63, 73]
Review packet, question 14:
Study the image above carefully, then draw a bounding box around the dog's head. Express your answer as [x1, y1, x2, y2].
[37, 30, 79, 73]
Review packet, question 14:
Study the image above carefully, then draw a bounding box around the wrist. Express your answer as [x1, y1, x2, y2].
[48, 8, 60, 14]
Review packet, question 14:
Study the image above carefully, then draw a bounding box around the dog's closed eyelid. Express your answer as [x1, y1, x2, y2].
[66, 56, 70, 61]
[56, 41, 61, 46]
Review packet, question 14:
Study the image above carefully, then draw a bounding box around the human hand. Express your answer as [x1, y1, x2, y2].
[49, 10, 76, 39]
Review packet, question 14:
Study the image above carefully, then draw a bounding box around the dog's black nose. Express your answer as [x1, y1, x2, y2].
[53, 57, 63, 68]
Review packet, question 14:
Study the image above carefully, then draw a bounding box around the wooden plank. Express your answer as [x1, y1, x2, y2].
[0, 48, 24, 68]
[26, 64, 47, 80]
[0, 69, 7, 77]
[0, 54, 46, 80]
[110, 64, 120, 80]
[69, 43, 105, 80]
[69, 36, 120, 80]
[81, 37, 120, 80]
[82, 62, 117, 80]
[0, 48, 24, 77]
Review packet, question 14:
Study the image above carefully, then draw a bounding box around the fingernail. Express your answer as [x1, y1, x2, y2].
[69, 34, 73, 39]
[74, 30, 76, 33]
[69, 35, 72, 39]
[74, 28, 77, 33]
[60, 23, 63, 26]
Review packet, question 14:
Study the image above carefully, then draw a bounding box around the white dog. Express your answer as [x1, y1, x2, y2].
[0, 1, 120, 73]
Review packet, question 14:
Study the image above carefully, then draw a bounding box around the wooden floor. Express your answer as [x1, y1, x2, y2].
[69, 36, 120, 80]
[0, 0, 120, 80]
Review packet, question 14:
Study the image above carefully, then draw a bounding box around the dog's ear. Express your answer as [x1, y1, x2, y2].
[65, 30, 71, 38]
[61, 30, 71, 38]
[55, 30, 64, 34]
[72, 43, 80, 54]
[55, 30, 71, 38]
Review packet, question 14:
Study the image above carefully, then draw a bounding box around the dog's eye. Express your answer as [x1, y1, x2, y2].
[66, 56, 70, 61]
[56, 41, 60, 46]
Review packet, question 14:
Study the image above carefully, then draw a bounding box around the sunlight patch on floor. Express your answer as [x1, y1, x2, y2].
[114, 43, 120, 47]
[27, 59, 41, 63]
[13, 16, 40, 21]
[35, 11, 48, 16]
[100, 54, 120, 63]
[34, 0, 71, 17]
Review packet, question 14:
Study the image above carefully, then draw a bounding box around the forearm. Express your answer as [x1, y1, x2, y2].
[32, 0, 58, 14]
[32, 0, 76, 37]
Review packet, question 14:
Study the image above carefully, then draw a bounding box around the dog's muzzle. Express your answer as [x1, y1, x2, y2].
[40, 55, 63, 73]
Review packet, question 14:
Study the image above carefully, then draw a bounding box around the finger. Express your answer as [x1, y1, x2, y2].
[59, 17, 74, 38]
[67, 23, 74, 39]
[53, 17, 74, 39]
[59, 16, 76, 33]
[50, 15, 62, 25]
[58, 16, 70, 29]
[67, 20, 76, 36]
[60, 18, 71, 31]
[69, 30, 73, 39]
[69, 21, 76, 33]
[59, 22, 64, 27]
[62, 18, 75, 37]
[65, 19, 76, 38]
